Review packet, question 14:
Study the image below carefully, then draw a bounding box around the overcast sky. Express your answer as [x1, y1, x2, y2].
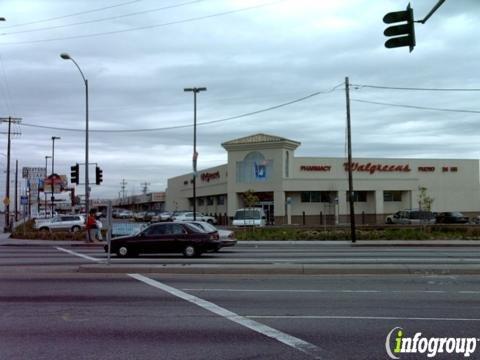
[0, 0, 478, 200]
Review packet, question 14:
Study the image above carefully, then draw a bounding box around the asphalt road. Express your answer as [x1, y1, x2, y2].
[1, 245, 480, 359]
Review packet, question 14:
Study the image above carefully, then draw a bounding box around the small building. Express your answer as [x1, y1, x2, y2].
[166, 133, 480, 225]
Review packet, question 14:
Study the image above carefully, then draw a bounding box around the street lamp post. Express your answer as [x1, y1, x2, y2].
[51, 136, 60, 217]
[44, 156, 51, 215]
[184, 87, 207, 221]
[60, 53, 89, 218]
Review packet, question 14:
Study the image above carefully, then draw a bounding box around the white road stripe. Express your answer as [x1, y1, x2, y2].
[55, 247, 102, 263]
[129, 273, 328, 360]
[246, 315, 480, 322]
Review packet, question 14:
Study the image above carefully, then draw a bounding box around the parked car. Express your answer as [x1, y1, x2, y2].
[187, 221, 236, 251]
[232, 208, 266, 227]
[34, 215, 85, 232]
[105, 222, 220, 258]
[118, 210, 133, 219]
[35, 211, 58, 219]
[385, 210, 435, 224]
[133, 211, 146, 222]
[435, 211, 469, 224]
[173, 212, 217, 224]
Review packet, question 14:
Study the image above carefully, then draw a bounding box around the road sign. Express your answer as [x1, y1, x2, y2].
[20, 196, 28, 205]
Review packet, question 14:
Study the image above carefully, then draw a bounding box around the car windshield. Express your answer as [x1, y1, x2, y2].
[234, 210, 261, 220]
[451, 212, 464, 217]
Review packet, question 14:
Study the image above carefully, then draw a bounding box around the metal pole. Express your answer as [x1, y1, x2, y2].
[184, 87, 206, 221]
[14, 159, 18, 222]
[85, 79, 89, 219]
[345, 77, 356, 243]
[193, 90, 197, 221]
[107, 200, 112, 265]
[51, 137, 55, 217]
[5, 117, 11, 231]
[44, 156, 50, 216]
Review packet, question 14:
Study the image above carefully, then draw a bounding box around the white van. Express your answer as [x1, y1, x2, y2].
[232, 208, 266, 227]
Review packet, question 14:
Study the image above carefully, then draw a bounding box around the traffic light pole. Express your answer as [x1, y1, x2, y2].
[416, 0, 446, 24]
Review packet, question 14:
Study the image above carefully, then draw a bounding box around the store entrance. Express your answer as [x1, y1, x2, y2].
[258, 202, 274, 225]
[253, 192, 274, 225]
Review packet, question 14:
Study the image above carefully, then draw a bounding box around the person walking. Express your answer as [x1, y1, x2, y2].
[86, 209, 98, 243]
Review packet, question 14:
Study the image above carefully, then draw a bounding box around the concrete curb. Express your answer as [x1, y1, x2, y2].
[77, 263, 480, 276]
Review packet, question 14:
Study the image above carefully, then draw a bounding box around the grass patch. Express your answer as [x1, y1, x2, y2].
[234, 226, 480, 241]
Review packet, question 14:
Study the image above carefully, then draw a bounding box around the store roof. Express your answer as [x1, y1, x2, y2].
[222, 133, 301, 150]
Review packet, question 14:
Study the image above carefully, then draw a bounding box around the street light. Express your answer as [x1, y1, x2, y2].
[184, 87, 207, 221]
[51, 136, 60, 217]
[45, 156, 51, 216]
[60, 52, 90, 218]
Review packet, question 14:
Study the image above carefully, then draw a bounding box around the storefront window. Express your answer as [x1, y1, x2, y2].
[285, 151, 289, 178]
[301, 191, 332, 203]
[347, 191, 368, 202]
[198, 198, 205, 206]
[384, 191, 402, 202]
[207, 196, 214, 206]
[217, 195, 225, 205]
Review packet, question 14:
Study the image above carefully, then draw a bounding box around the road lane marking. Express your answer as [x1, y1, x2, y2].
[246, 315, 480, 322]
[182, 288, 479, 295]
[129, 273, 328, 360]
[55, 247, 102, 263]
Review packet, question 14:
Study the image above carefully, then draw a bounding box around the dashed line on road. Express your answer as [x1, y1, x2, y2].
[55, 247, 102, 263]
[129, 273, 329, 360]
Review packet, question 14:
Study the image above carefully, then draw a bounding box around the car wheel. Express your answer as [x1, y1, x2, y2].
[183, 245, 199, 258]
[71, 225, 81, 232]
[39, 227, 49, 232]
[386, 218, 393, 224]
[117, 245, 129, 258]
[207, 219, 214, 224]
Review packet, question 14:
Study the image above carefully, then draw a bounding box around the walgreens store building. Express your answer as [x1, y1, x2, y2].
[166, 134, 480, 225]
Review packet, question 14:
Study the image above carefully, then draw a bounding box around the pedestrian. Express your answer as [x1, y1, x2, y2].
[86, 209, 98, 243]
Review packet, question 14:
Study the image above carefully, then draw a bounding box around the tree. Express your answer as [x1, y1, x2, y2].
[242, 189, 259, 208]
[418, 186, 434, 211]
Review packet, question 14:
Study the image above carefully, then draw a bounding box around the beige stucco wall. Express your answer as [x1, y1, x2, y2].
[166, 135, 480, 221]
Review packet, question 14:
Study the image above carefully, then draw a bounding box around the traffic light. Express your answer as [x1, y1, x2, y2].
[383, 3, 416, 52]
[95, 166, 103, 185]
[70, 163, 79, 184]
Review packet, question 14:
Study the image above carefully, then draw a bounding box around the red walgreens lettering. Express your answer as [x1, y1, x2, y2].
[344, 162, 411, 174]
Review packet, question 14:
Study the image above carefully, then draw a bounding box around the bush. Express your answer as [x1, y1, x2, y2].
[234, 226, 480, 241]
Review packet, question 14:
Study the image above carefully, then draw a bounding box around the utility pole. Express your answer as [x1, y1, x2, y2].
[120, 179, 127, 199]
[141, 182, 150, 195]
[1, 116, 22, 232]
[14, 160, 18, 222]
[345, 77, 356, 243]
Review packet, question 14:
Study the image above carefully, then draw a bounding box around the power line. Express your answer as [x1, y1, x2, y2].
[351, 84, 480, 92]
[19, 83, 343, 133]
[1, 0, 143, 29]
[1, 0, 204, 36]
[1, 0, 287, 45]
[352, 98, 480, 114]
